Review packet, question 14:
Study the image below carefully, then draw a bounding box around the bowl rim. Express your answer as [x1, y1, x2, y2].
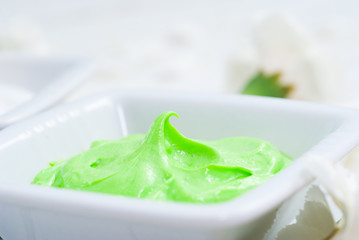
[0, 53, 95, 129]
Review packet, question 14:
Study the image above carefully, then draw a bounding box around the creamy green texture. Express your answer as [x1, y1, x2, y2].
[32, 112, 292, 203]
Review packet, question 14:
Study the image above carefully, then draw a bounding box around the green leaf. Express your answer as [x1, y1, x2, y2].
[241, 72, 293, 98]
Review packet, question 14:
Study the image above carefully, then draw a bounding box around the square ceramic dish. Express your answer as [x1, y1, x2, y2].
[0, 54, 94, 129]
[0, 91, 359, 240]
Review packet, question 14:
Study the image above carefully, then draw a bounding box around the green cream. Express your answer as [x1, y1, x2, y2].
[32, 112, 292, 203]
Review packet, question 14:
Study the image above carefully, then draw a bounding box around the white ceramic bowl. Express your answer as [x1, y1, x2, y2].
[0, 91, 359, 240]
[0, 54, 94, 129]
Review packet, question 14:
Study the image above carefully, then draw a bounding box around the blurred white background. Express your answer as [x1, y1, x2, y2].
[1, 0, 359, 99]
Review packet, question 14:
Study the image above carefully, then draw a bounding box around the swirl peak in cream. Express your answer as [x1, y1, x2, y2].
[32, 111, 292, 203]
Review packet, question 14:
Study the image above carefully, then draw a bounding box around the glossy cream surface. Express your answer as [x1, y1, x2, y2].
[32, 112, 292, 203]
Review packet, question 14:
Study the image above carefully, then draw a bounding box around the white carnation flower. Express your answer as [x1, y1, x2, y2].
[229, 15, 343, 102]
